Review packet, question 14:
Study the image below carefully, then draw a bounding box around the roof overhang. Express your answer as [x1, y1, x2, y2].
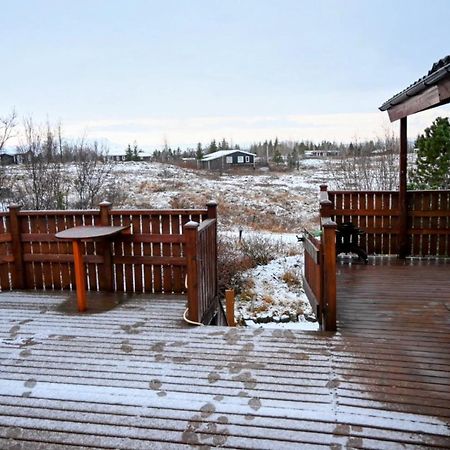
[379, 56, 450, 122]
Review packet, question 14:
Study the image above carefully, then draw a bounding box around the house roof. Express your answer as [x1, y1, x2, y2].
[379, 55, 450, 112]
[201, 149, 256, 161]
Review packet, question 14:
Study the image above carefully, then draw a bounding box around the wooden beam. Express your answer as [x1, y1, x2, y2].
[438, 77, 450, 102]
[388, 86, 440, 122]
[398, 117, 409, 258]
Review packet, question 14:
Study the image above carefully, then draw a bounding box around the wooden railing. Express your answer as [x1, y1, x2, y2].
[302, 190, 337, 331]
[322, 186, 450, 256]
[185, 208, 218, 324]
[0, 202, 219, 322]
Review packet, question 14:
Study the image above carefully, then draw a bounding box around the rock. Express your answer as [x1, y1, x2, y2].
[256, 313, 272, 324]
[280, 314, 290, 323]
[305, 313, 317, 322]
[289, 313, 298, 322]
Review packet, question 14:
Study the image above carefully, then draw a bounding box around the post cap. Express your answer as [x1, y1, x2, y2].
[320, 184, 328, 191]
[184, 220, 199, 229]
[99, 201, 112, 207]
[8, 204, 22, 210]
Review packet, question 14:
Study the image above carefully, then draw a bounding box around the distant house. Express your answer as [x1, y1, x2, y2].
[199, 150, 256, 170]
[0, 152, 15, 165]
[0, 149, 33, 165]
[305, 149, 339, 158]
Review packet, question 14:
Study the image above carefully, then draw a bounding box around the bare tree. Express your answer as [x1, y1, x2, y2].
[0, 109, 17, 152]
[0, 109, 17, 205]
[73, 141, 116, 209]
[13, 119, 69, 210]
[326, 132, 399, 190]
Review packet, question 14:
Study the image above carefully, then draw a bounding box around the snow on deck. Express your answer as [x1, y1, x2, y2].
[1, 261, 450, 449]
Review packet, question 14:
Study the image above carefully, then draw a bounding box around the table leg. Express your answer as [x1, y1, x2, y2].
[72, 240, 87, 312]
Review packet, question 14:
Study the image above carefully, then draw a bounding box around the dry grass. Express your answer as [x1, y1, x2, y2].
[281, 269, 302, 287]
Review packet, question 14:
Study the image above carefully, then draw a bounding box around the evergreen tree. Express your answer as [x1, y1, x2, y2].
[272, 148, 283, 164]
[132, 143, 142, 161]
[196, 142, 204, 160]
[125, 144, 133, 161]
[219, 138, 229, 150]
[208, 139, 218, 153]
[411, 117, 450, 189]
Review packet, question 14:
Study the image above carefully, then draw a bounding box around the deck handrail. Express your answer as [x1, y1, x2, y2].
[320, 185, 450, 257]
[184, 202, 218, 324]
[0, 202, 218, 299]
[302, 186, 337, 331]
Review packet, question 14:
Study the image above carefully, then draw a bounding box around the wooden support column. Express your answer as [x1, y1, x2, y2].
[398, 116, 409, 258]
[225, 289, 236, 326]
[184, 221, 199, 323]
[72, 239, 87, 312]
[8, 205, 25, 289]
[99, 201, 114, 291]
[321, 220, 337, 332]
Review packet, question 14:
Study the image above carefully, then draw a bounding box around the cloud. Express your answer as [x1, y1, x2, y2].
[24, 107, 450, 150]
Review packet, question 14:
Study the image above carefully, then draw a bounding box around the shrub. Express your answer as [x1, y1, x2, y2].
[239, 235, 282, 266]
[281, 269, 302, 287]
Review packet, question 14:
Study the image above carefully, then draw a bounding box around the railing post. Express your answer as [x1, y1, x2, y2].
[321, 219, 337, 332]
[206, 200, 218, 298]
[184, 220, 199, 323]
[99, 201, 114, 291]
[225, 289, 236, 326]
[8, 204, 25, 289]
[206, 200, 217, 220]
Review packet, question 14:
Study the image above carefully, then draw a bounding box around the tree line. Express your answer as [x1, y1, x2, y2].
[1, 108, 449, 208]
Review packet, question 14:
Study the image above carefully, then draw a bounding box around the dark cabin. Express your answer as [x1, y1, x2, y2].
[199, 150, 256, 170]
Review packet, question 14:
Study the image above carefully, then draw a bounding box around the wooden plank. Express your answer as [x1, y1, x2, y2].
[119, 214, 134, 293]
[374, 193, 383, 254]
[0, 216, 11, 290]
[83, 214, 98, 291]
[328, 209, 401, 217]
[132, 213, 143, 293]
[161, 214, 173, 294]
[389, 192, 399, 255]
[141, 214, 153, 293]
[63, 213, 77, 289]
[303, 237, 320, 264]
[46, 214, 61, 289]
[55, 214, 71, 290]
[171, 213, 183, 293]
[0, 232, 12, 243]
[429, 192, 439, 255]
[438, 77, 450, 102]
[151, 214, 162, 293]
[23, 254, 103, 264]
[112, 214, 124, 292]
[387, 85, 440, 121]
[29, 215, 44, 288]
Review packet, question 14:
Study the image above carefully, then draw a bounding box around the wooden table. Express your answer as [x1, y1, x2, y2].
[55, 226, 130, 312]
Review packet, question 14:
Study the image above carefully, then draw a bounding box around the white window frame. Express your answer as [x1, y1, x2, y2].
[237, 156, 244, 163]
[225, 156, 233, 164]
[245, 155, 250, 163]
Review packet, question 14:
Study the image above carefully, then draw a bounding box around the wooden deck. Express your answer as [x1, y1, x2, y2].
[1, 259, 449, 449]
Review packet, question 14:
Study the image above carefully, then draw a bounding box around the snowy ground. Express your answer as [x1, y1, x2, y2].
[234, 254, 319, 330]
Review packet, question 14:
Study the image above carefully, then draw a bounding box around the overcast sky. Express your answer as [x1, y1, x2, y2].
[2, 0, 450, 150]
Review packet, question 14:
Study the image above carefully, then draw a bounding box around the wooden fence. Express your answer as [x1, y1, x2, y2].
[0, 202, 219, 324]
[302, 190, 337, 332]
[322, 186, 450, 257]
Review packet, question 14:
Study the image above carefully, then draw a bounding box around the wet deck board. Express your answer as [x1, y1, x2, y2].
[1, 258, 450, 448]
